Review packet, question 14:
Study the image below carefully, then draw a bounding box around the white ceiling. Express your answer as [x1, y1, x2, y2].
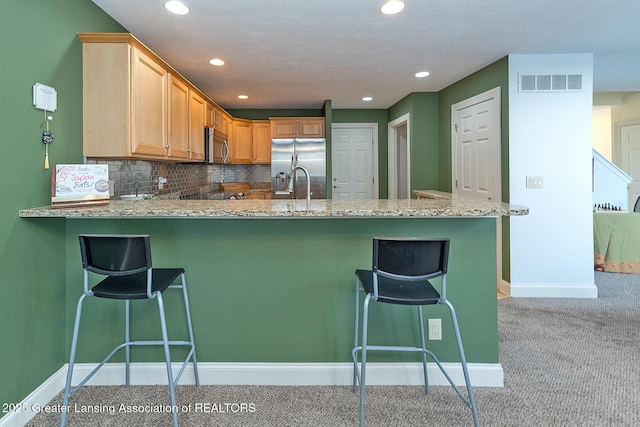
[91, 0, 640, 110]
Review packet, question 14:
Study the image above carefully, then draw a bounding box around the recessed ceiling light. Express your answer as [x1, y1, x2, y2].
[415, 71, 430, 78]
[238, 95, 249, 100]
[164, 1, 189, 15]
[209, 58, 225, 66]
[380, 0, 405, 15]
[362, 96, 373, 102]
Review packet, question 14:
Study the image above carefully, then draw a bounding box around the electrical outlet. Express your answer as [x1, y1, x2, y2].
[428, 318, 442, 340]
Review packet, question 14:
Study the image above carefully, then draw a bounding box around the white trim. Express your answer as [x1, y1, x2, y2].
[387, 113, 411, 199]
[509, 283, 598, 298]
[592, 148, 632, 183]
[498, 279, 511, 296]
[0, 366, 67, 427]
[1, 362, 503, 426]
[331, 123, 379, 199]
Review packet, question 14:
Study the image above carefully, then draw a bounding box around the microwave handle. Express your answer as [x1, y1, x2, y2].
[221, 139, 229, 163]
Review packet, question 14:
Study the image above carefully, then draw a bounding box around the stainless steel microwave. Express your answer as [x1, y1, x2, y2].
[204, 127, 229, 164]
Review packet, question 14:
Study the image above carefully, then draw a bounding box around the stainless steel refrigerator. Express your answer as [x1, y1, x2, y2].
[271, 138, 326, 199]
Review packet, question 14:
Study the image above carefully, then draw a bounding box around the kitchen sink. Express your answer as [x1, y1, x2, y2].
[119, 193, 153, 200]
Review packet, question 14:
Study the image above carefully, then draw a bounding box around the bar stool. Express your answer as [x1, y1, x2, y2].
[352, 237, 479, 426]
[61, 234, 199, 427]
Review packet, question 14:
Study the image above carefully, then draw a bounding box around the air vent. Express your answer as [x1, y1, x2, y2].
[518, 74, 583, 92]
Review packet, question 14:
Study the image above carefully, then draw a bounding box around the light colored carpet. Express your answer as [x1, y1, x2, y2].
[26, 272, 640, 426]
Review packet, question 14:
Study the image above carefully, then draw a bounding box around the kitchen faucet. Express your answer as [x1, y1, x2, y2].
[288, 165, 311, 202]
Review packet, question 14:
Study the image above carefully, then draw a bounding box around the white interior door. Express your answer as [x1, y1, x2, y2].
[619, 123, 640, 179]
[452, 88, 501, 201]
[331, 124, 377, 199]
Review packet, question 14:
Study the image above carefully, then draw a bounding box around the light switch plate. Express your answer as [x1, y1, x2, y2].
[526, 176, 543, 189]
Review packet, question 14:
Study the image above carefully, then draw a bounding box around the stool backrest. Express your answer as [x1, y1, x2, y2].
[373, 237, 449, 281]
[79, 234, 152, 276]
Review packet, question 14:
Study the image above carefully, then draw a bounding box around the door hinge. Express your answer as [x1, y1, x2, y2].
[454, 123, 458, 132]
[455, 179, 458, 188]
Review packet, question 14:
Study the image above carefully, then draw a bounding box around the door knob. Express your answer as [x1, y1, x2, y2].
[333, 185, 341, 189]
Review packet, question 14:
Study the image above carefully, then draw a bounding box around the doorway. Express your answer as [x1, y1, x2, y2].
[388, 113, 411, 199]
[331, 123, 378, 199]
[451, 87, 504, 294]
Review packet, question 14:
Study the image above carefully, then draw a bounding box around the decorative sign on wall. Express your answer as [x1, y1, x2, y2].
[51, 164, 110, 207]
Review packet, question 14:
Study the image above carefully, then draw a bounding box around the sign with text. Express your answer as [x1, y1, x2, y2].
[51, 164, 110, 207]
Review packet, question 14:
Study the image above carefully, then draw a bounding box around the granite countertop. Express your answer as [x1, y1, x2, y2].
[19, 195, 528, 219]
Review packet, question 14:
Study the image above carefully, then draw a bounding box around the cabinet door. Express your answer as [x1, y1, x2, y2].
[167, 75, 190, 159]
[252, 121, 271, 164]
[189, 90, 206, 161]
[131, 47, 168, 157]
[232, 119, 252, 164]
[271, 119, 297, 138]
[221, 113, 231, 136]
[298, 118, 325, 137]
[205, 102, 214, 127]
[214, 108, 223, 130]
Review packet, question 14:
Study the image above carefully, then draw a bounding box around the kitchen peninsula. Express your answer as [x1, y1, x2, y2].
[20, 197, 527, 386]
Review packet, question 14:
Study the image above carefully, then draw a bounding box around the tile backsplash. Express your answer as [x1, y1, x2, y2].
[86, 159, 270, 198]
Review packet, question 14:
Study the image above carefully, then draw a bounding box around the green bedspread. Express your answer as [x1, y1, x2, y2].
[594, 212, 640, 273]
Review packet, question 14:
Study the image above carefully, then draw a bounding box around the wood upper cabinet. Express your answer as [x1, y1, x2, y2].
[221, 112, 231, 136]
[167, 74, 190, 159]
[81, 38, 171, 159]
[189, 90, 206, 161]
[270, 117, 325, 138]
[205, 102, 215, 127]
[130, 48, 169, 158]
[80, 33, 216, 162]
[231, 118, 252, 164]
[252, 120, 271, 164]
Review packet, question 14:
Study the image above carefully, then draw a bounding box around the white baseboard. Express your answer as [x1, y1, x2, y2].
[509, 282, 598, 298]
[1, 362, 503, 426]
[0, 366, 67, 427]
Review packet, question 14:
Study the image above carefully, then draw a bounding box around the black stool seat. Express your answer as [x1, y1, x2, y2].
[61, 235, 199, 427]
[92, 268, 185, 299]
[352, 237, 479, 427]
[355, 269, 440, 305]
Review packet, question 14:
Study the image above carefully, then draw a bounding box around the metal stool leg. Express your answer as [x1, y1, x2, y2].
[179, 273, 199, 386]
[358, 294, 372, 427]
[61, 294, 87, 427]
[125, 300, 131, 387]
[157, 292, 179, 427]
[352, 278, 361, 393]
[417, 306, 430, 394]
[445, 300, 480, 427]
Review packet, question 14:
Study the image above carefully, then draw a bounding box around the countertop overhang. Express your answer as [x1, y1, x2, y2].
[19, 196, 528, 219]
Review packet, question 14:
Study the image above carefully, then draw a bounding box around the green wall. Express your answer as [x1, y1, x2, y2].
[437, 57, 511, 279]
[64, 217, 498, 365]
[388, 93, 440, 197]
[0, 2, 510, 415]
[0, 0, 124, 417]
